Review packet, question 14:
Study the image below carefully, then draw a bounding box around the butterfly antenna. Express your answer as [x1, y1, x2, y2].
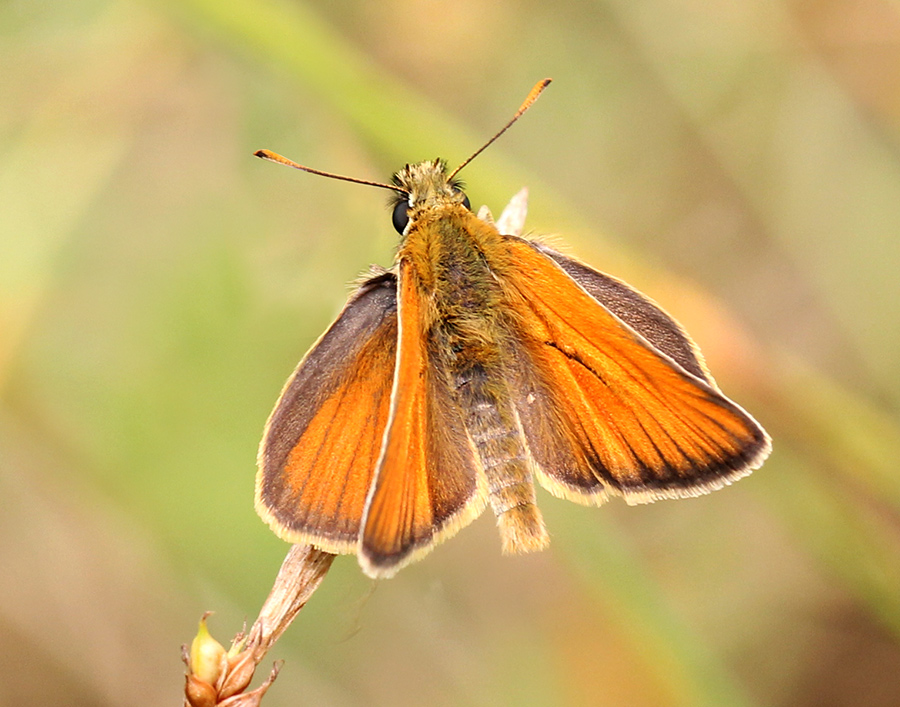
[447, 78, 551, 181]
[254, 149, 409, 195]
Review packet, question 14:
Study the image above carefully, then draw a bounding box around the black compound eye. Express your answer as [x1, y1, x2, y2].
[457, 190, 471, 210]
[392, 200, 410, 234]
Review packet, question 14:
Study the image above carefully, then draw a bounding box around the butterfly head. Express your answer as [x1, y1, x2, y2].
[390, 160, 471, 235]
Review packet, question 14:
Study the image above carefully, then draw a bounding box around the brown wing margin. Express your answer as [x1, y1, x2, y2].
[500, 236, 771, 505]
[255, 272, 399, 555]
[359, 259, 486, 579]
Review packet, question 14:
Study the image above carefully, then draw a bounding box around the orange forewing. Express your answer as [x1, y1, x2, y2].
[360, 259, 485, 577]
[500, 236, 770, 503]
[539, 245, 712, 383]
[256, 274, 398, 554]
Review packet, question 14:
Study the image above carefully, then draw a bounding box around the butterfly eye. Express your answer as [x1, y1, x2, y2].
[392, 200, 410, 234]
[456, 190, 471, 211]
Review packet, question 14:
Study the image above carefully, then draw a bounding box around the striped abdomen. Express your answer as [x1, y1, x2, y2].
[454, 360, 549, 554]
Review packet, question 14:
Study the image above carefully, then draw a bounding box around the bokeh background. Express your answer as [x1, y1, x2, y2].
[3, 1, 900, 705]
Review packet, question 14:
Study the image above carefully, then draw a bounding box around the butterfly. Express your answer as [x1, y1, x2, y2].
[254, 79, 771, 579]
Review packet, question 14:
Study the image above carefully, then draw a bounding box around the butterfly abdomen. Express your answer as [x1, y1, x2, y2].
[452, 357, 549, 554]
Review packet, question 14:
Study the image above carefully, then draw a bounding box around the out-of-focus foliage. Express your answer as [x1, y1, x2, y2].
[2, 1, 900, 705]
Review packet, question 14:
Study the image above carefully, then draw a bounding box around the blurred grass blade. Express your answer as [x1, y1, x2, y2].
[772, 357, 900, 514]
[156, 0, 581, 234]
[761, 450, 900, 638]
[0, 4, 152, 386]
[755, 357, 900, 637]
[548, 507, 756, 707]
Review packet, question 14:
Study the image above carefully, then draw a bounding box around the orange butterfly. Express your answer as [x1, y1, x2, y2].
[254, 80, 771, 579]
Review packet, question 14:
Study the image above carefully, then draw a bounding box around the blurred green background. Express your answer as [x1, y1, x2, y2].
[3, 0, 900, 705]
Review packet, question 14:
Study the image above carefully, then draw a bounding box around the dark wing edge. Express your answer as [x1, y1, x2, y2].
[255, 272, 398, 554]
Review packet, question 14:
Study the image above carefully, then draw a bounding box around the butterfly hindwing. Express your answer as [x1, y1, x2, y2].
[255, 273, 398, 554]
[499, 236, 771, 505]
[360, 259, 486, 578]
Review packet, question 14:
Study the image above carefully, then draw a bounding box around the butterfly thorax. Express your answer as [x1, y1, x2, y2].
[396, 162, 511, 365]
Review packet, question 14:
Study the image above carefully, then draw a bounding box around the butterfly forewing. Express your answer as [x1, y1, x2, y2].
[538, 245, 711, 383]
[256, 273, 398, 554]
[360, 259, 486, 578]
[499, 236, 770, 504]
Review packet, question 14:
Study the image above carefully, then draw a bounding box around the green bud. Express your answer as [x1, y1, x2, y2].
[190, 613, 226, 686]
